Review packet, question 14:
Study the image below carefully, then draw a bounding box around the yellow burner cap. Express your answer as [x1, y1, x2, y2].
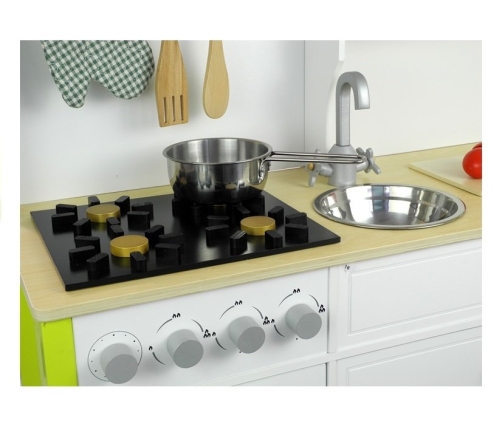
[86, 204, 121, 223]
[240, 216, 276, 236]
[110, 235, 149, 258]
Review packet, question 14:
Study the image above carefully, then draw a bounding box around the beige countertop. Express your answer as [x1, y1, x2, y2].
[21, 144, 482, 322]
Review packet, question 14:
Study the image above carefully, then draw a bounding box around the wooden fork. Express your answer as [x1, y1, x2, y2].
[155, 41, 189, 126]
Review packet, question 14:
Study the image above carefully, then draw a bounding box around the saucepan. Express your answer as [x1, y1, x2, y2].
[162, 137, 365, 204]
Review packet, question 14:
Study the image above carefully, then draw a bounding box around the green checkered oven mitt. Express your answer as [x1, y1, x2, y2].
[41, 40, 155, 108]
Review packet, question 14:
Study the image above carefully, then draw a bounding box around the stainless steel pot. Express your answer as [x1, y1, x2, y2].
[162, 138, 365, 204]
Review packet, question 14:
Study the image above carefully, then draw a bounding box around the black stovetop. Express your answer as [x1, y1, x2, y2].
[31, 191, 341, 291]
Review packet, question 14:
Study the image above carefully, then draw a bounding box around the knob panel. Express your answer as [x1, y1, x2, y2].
[166, 329, 204, 368]
[286, 303, 322, 339]
[228, 315, 265, 353]
[73, 268, 329, 386]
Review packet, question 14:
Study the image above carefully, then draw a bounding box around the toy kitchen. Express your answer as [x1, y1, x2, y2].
[20, 40, 482, 387]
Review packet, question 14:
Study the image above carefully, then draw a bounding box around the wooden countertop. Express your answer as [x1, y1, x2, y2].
[21, 144, 482, 322]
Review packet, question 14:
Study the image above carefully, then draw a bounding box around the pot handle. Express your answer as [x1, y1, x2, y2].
[263, 151, 366, 165]
[257, 151, 366, 183]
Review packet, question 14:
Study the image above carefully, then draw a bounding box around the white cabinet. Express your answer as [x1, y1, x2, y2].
[330, 327, 481, 386]
[69, 237, 482, 387]
[328, 239, 482, 386]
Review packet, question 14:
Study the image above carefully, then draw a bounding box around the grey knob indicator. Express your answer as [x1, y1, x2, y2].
[286, 303, 322, 339]
[166, 329, 204, 368]
[228, 315, 265, 353]
[100, 343, 139, 384]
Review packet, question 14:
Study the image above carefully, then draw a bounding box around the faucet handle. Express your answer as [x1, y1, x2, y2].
[305, 162, 320, 187]
[304, 149, 334, 187]
[356, 147, 382, 175]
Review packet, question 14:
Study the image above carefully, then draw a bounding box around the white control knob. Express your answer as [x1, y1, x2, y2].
[100, 343, 139, 384]
[166, 329, 204, 368]
[228, 315, 265, 353]
[286, 303, 322, 339]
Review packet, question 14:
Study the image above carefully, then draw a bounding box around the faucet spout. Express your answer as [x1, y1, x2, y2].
[305, 70, 380, 189]
[336, 71, 370, 147]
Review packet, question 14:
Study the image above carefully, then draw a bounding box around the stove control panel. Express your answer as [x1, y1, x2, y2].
[73, 268, 329, 385]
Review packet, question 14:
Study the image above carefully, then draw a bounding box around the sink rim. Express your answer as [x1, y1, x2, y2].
[313, 183, 466, 230]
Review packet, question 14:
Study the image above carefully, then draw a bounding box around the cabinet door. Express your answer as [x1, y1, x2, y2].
[330, 327, 481, 386]
[238, 364, 326, 386]
[329, 239, 482, 354]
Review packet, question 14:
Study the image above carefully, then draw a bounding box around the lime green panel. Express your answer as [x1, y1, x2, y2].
[40, 319, 78, 386]
[20, 289, 42, 386]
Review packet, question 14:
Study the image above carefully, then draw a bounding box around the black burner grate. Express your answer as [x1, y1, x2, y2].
[31, 192, 341, 291]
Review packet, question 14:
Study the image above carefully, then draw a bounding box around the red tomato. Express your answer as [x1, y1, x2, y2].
[462, 147, 482, 179]
[473, 142, 482, 149]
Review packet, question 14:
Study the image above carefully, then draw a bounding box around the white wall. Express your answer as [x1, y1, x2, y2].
[305, 40, 482, 155]
[20, 40, 305, 203]
[304, 41, 342, 153]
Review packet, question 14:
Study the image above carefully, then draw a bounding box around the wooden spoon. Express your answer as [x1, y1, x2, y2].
[155, 41, 189, 126]
[203, 40, 229, 119]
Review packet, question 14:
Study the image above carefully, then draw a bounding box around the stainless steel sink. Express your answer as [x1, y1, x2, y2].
[313, 184, 466, 229]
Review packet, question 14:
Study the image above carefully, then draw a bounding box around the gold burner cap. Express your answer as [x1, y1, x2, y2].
[86, 204, 121, 223]
[110, 235, 149, 258]
[240, 216, 276, 236]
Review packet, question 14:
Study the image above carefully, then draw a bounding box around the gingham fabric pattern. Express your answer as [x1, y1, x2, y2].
[41, 40, 155, 108]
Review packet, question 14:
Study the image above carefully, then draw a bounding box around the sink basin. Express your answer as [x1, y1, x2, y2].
[313, 184, 465, 229]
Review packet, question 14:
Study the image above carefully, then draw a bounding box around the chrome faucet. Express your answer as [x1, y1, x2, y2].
[307, 71, 381, 187]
